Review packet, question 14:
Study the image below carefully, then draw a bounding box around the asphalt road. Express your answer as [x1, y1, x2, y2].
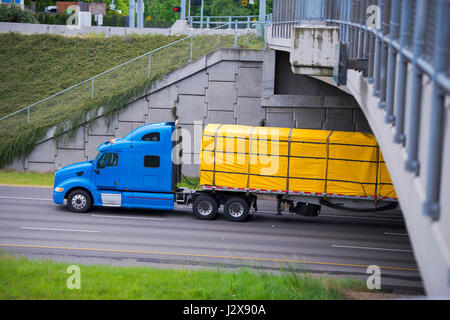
[0, 185, 424, 294]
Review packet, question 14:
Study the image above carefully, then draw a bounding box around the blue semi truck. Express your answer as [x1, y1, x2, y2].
[53, 121, 396, 221]
[53, 121, 258, 221]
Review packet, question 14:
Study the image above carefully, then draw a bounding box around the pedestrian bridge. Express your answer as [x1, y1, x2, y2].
[267, 0, 450, 296]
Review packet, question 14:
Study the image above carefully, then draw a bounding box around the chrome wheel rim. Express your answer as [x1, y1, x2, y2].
[72, 194, 87, 210]
[229, 202, 244, 217]
[198, 200, 213, 216]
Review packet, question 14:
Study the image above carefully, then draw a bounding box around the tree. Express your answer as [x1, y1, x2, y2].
[112, 0, 129, 15]
[187, 0, 271, 18]
[144, 0, 179, 27]
[0, 3, 39, 23]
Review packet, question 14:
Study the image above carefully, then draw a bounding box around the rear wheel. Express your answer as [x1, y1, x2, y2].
[67, 189, 92, 213]
[223, 197, 249, 222]
[192, 195, 218, 220]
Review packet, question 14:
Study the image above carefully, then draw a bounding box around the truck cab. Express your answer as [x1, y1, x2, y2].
[53, 121, 182, 212]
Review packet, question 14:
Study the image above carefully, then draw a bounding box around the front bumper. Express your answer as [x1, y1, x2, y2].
[53, 188, 65, 205]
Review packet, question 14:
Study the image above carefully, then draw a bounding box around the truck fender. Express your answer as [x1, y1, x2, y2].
[58, 178, 99, 206]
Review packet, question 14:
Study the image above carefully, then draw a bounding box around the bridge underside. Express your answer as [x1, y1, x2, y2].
[266, 15, 450, 295]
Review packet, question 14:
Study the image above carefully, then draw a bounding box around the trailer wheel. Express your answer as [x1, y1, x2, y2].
[192, 195, 218, 220]
[223, 197, 249, 222]
[67, 189, 92, 213]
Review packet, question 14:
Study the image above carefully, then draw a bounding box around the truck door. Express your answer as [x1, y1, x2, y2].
[140, 154, 163, 189]
[94, 152, 121, 189]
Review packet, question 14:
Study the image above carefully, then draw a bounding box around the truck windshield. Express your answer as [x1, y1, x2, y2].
[97, 153, 107, 169]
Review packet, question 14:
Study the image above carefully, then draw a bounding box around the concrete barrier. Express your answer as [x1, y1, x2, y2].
[0, 21, 258, 37]
[0, 22, 170, 36]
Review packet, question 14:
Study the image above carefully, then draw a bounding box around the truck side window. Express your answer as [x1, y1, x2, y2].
[142, 132, 160, 142]
[97, 153, 107, 169]
[144, 155, 160, 168]
[107, 153, 118, 167]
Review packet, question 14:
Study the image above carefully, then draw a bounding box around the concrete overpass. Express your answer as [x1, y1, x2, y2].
[266, 0, 450, 296]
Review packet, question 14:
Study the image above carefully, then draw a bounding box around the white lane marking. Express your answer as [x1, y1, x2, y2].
[320, 214, 404, 222]
[21, 227, 99, 233]
[0, 196, 52, 201]
[384, 232, 408, 236]
[91, 214, 166, 221]
[332, 244, 412, 252]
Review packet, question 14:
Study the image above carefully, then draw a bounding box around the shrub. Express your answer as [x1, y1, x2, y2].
[37, 13, 45, 24]
[56, 13, 69, 25]
[0, 3, 39, 23]
[35, 0, 55, 12]
[102, 15, 127, 27]
[45, 13, 55, 24]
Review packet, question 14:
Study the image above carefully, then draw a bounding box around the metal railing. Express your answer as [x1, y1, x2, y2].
[269, 0, 450, 220]
[272, 0, 327, 38]
[189, 14, 272, 29]
[270, 20, 304, 39]
[0, 22, 251, 126]
[324, 0, 449, 220]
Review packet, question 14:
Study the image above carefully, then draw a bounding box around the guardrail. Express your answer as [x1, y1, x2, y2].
[324, 0, 449, 220]
[188, 14, 272, 29]
[271, 0, 450, 220]
[269, 0, 449, 220]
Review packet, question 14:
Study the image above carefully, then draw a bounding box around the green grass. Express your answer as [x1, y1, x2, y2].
[0, 170, 202, 188]
[0, 253, 366, 300]
[0, 32, 264, 169]
[178, 176, 200, 189]
[0, 170, 54, 186]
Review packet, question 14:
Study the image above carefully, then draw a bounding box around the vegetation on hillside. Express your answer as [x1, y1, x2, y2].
[0, 32, 263, 169]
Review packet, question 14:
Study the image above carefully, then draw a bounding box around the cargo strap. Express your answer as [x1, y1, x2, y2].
[285, 128, 294, 193]
[246, 126, 256, 190]
[212, 124, 224, 187]
[374, 145, 380, 204]
[323, 131, 334, 198]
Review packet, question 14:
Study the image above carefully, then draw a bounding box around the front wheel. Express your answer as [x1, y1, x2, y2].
[192, 195, 218, 220]
[67, 189, 92, 213]
[223, 197, 249, 222]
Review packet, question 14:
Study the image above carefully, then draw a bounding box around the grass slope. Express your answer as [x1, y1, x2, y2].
[0, 33, 174, 116]
[0, 32, 263, 169]
[0, 253, 365, 300]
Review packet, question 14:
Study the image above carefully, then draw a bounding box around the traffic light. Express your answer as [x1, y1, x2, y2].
[173, 6, 181, 13]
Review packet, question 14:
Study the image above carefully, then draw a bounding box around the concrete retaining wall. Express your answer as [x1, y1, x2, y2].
[0, 21, 257, 37]
[5, 49, 369, 176]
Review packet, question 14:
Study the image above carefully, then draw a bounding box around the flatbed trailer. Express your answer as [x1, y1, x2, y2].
[184, 123, 397, 221]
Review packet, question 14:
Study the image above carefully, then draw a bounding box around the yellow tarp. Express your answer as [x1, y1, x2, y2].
[199, 124, 397, 200]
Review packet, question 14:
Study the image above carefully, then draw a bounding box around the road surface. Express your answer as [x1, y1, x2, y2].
[0, 185, 423, 294]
